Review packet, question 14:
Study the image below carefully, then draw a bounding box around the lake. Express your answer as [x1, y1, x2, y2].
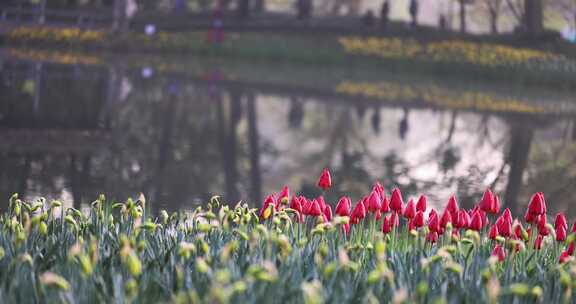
[1, 48, 575, 216]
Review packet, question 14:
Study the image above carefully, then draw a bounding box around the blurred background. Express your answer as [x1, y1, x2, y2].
[0, 0, 575, 216]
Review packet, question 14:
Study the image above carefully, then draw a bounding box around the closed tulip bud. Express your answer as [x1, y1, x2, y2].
[290, 196, 303, 214]
[309, 200, 323, 217]
[534, 234, 543, 250]
[497, 217, 512, 238]
[557, 225, 567, 242]
[335, 197, 351, 216]
[537, 215, 549, 236]
[323, 205, 333, 222]
[491, 244, 506, 262]
[317, 168, 332, 190]
[502, 208, 512, 223]
[403, 199, 416, 219]
[440, 210, 452, 229]
[350, 201, 366, 224]
[428, 213, 440, 233]
[414, 211, 425, 228]
[367, 191, 382, 213]
[555, 213, 568, 230]
[390, 188, 404, 213]
[469, 211, 483, 231]
[316, 196, 327, 212]
[39, 221, 48, 236]
[380, 196, 390, 213]
[568, 242, 575, 255]
[416, 195, 427, 212]
[446, 195, 459, 218]
[559, 251, 572, 264]
[456, 210, 470, 229]
[527, 192, 546, 215]
[426, 231, 438, 243]
[488, 225, 499, 240]
[382, 216, 392, 234]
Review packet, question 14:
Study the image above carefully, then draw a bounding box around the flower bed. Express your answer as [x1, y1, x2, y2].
[1, 169, 574, 303]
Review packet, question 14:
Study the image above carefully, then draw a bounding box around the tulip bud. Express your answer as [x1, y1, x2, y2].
[317, 168, 332, 191]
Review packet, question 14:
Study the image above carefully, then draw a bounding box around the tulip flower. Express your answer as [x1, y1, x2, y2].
[390, 212, 399, 227]
[428, 209, 438, 221]
[380, 196, 390, 213]
[414, 211, 425, 228]
[289, 196, 302, 214]
[537, 215, 549, 236]
[497, 217, 512, 237]
[403, 199, 416, 219]
[416, 195, 427, 212]
[367, 191, 382, 213]
[559, 251, 571, 264]
[324, 205, 333, 222]
[555, 213, 567, 230]
[501, 208, 512, 223]
[350, 201, 366, 224]
[527, 192, 546, 215]
[488, 225, 499, 240]
[373, 182, 385, 199]
[568, 242, 575, 255]
[534, 234, 543, 250]
[456, 210, 470, 229]
[309, 200, 323, 217]
[382, 216, 392, 234]
[316, 196, 327, 212]
[259, 195, 276, 220]
[426, 231, 438, 243]
[524, 209, 536, 224]
[445, 195, 459, 218]
[440, 210, 452, 229]
[390, 188, 404, 213]
[342, 223, 350, 236]
[428, 213, 440, 233]
[469, 211, 483, 231]
[317, 168, 332, 190]
[479, 189, 499, 214]
[302, 199, 312, 215]
[556, 225, 567, 242]
[491, 244, 506, 262]
[277, 186, 290, 206]
[335, 197, 351, 217]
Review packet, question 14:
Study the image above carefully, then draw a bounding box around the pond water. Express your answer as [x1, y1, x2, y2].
[1, 50, 576, 216]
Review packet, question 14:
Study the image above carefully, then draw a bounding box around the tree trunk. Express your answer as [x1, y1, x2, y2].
[524, 0, 543, 36]
[459, 0, 466, 33]
[489, 8, 498, 34]
[504, 125, 534, 214]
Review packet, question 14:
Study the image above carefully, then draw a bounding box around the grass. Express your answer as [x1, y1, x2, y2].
[1, 169, 575, 303]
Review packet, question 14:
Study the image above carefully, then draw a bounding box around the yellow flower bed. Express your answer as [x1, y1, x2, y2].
[8, 27, 106, 43]
[335, 80, 572, 114]
[338, 37, 576, 71]
[5, 48, 102, 65]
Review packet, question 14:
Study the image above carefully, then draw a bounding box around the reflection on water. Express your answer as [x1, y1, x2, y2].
[1, 53, 576, 216]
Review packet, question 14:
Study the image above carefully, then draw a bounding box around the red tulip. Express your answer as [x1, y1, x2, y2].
[416, 195, 427, 212]
[488, 225, 499, 240]
[390, 188, 404, 213]
[502, 208, 512, 223]
[537, 215, 549, 236]
[497, 217, 512, 237]
[382, 216, 392, 234]
[555, 213, 568, 230]
[527, 192, 546, 215]
[350, 201, 366, 224]
[559, 251, 572, 264]
[335, 197, 351, 216]
[342, 223, 350, 236]
[381, 196, 390, 213]
[277, 186, 290, 204]
[440, 210, 452, 229]
[403, 199, 416, 219]
[317, 168, 332, 190]
[491, 244, 506, 262]
[259, 195, 276, 220]
[428, 213, 440, 233]
[302, 198, 312, 215]
[309, 200, 323, 217]
[324, 205, 333, 222]
[456, 210, 470, 229]
[289, 196, 302, 214]
[428, 209, 438, 220]
[426, 231, 438, 243]
[478, 189, 495, 213]
[572, 221, 576, 234]
[524, 209, 536, 224]
[534, 234, 543, 250]
[513, 222, 524, 240]
[316, 196, 327, 212]
[469, 211, 483, 231]
[445, 195, 459, 218]
[557, 225, 567, 242]
[414, 211, 425, 228]
[373, 182, 385, 199]
[367, 190, 382, 213]
[568, 242, 575, 255]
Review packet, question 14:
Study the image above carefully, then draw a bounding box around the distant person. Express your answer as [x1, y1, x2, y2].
[399, 108, 409, 140]
[409, 0, 419, 28]
[380, 0, 390, 29]
[439, 14, 447, 30]
[362, 10, 375, 28]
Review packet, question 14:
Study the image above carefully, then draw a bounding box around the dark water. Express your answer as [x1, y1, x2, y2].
[1, 50, 576, 216]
